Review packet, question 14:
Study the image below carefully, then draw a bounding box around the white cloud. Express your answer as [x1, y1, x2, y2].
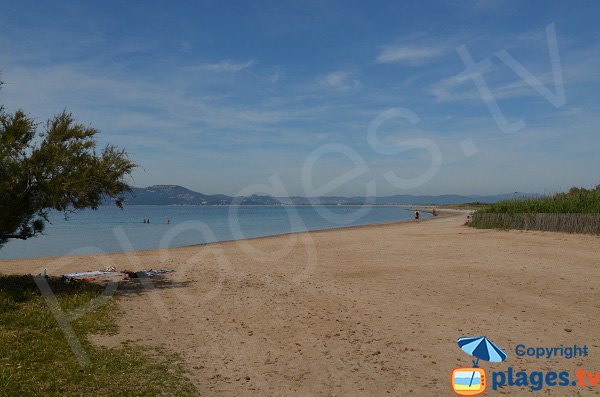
[319, 71, 360, 90]
[376, 46, 445, 64]
[189, 59, 255, 73]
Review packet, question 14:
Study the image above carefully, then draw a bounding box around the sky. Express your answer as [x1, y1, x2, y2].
[0, 0, 599, 197]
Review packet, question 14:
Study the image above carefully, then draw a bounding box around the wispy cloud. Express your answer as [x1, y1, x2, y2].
[430, 30, 600, 103]
[270, 70, 281, 83]
[188, 59, 255, 73]
[246, 69, 281, 83]
[1, 0, 600, 195]
[318, 71, 360, 90]
[376, 46, 446, 64]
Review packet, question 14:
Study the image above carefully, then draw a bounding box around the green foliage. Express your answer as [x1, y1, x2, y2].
[0, 79, 136, 247]
[0, 275, 197, 396]
[477, 185, 600, 214]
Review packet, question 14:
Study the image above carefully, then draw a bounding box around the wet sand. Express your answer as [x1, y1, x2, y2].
[1, 212, 599, 396]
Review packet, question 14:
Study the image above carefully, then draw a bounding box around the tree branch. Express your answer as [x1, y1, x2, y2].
[0, 234, 29, 240]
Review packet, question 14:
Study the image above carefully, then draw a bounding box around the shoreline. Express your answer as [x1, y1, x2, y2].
[0, 209, 462, 264]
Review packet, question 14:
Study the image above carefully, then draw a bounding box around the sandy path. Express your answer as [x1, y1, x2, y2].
[1, 213, 599, 396]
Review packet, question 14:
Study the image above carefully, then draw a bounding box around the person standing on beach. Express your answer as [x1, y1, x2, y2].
[414, 210, 420, 222]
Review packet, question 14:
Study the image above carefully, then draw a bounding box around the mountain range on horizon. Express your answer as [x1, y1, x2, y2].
[112, 185, 527, 206]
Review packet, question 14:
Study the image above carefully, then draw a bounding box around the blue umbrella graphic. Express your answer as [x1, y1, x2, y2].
[458, 336, 507, 387]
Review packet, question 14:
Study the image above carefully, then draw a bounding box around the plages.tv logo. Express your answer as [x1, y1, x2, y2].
[451, 336, 508, 396]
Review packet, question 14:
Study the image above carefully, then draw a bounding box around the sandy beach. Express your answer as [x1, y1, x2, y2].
[1, 212, 599, 396]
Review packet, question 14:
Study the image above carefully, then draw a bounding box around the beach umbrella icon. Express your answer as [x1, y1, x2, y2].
[458, 336, 507, 366]
[457, 336, 507, 388]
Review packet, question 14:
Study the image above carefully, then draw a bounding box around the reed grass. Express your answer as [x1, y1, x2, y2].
[471, 212, 600, 234]
[470, 185, 600, 234]
[477, 186, 600, 214]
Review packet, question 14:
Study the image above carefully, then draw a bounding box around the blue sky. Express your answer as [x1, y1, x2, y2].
[1, 0, 599, 196]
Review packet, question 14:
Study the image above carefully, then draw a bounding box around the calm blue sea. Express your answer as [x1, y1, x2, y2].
[0, 205, 425, 260]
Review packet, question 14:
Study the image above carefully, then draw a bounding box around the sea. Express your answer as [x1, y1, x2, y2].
[0, 205, 427, 260]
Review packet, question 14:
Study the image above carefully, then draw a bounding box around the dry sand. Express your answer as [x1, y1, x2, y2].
[1, 212, 599, 396]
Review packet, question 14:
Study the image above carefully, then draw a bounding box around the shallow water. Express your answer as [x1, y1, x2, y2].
[0, 205, 427, 259]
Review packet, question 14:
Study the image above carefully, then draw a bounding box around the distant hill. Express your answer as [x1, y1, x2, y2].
[109, 185, 525, 206]
[127, 185, 231, 205]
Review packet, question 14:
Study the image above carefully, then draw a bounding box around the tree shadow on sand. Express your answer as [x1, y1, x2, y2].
[0, 273, 192, 306]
